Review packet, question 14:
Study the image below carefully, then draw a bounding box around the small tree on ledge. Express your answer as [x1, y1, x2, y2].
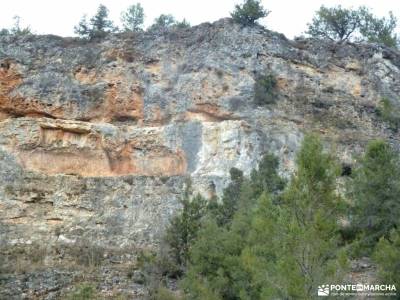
[231, 0, 269, 26]
[121, 3, 145, 32]
[74, 4, 115, 40]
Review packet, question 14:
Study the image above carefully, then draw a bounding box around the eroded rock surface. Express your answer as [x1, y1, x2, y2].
[0, 18, 399, 298]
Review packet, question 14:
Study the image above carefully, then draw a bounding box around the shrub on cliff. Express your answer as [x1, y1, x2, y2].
[74, 4, 115, 39]
[148, 14, 176, 31]
[231, 0, 269, 26]
[121, 3, 145, 32]
[254, 74, 278, 105]
[65, 283, 98, 300]
[175, 19, 191, 29]
[377, 98, 400, 131]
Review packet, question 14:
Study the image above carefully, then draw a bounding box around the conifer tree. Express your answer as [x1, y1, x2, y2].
[351, 140, 400, 252]
[74, 4, 115, 39]
[373, 229, 400, 291]
[121, 3, 145, 32]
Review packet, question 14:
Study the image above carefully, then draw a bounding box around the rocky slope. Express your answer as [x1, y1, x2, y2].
[0, 18, 399, 298]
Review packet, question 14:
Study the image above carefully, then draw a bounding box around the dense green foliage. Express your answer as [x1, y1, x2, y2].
[360, 11, 399, 48]
[231, 0, 269, 26]
[254, 74, 278, 105]
[307, 5, 399, 47]
[74, 4, 115, 39]
[121, 3, 145, 32]
[373, 229, 400, 292]
[208, 168, 245, 227]
[165, 193, 209, 273]
[149, 14, 177, 31]
[306, 5, 363, 42]
[274, 135, 347, 297]
[65, 283, 97, 300]
[249, 153, 287, 196]
[175, 19, 191, 29]
[181, 135, 348, 299]
[147, 14, 190, 31]
[350, 140, 400, 253]
[140, 135, 400, 299]
[67, 3, 399, 47]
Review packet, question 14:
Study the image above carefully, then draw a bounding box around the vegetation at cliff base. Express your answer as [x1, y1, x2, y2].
[373, 229, 400, 291]
[349, 140, 400, 254]
[136, 135, 400, 299]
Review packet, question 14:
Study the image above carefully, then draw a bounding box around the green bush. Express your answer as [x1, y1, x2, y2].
[377, 97, 400, 131]
[135, 250, 158, 285]
[150, 287, 181, 300]
[373, 229, 400, 289]
[350, 140, 400, 254]
[67, 241, 105, 268]
[254, 74, 278, 105]
[175, 19, 191, 29]
[231, 0, 269, 26]
[121, 3, 145, 32]
[147, 15, 190, 31]
[148, 14, 176, 31]
[134, 249, 181, 299]
[65, 283, 97, 300]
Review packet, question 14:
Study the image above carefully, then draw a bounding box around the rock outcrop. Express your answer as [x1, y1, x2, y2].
[0, 18, 399, 298]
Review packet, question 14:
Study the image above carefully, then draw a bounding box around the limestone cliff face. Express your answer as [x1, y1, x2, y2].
[0, 18, 399, 298]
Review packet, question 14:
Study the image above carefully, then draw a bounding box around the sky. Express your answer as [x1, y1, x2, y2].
[0, 0, 399, 38]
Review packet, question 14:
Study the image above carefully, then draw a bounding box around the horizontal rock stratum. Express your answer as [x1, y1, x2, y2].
[0, 18, 399, 298]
